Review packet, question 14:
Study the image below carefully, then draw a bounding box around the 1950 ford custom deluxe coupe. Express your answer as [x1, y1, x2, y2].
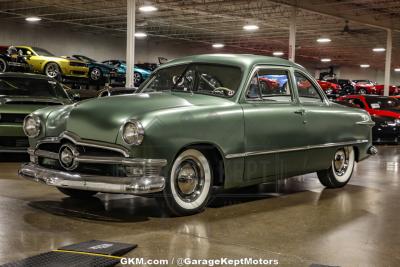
[19, 54, 376, 216]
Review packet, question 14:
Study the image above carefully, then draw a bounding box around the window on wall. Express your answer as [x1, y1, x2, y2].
[294, 72, 323, 102]
[246, 69, 292, 102]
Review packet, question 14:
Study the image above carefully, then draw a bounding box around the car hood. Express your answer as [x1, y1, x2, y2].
[0, 96, 68, 114]
[64, 92, 232, 143]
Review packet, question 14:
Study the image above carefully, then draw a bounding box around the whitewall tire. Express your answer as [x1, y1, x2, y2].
[317, 146, 355, 188]
[162, 148, 212, 216]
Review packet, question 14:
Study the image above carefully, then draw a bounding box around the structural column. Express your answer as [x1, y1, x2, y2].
[126, 0, 136, 87]
[288, 7, 297, 62]
[383, 29, 392, 96]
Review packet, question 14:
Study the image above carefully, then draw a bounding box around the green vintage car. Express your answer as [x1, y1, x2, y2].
[19, 54, 376, 216]
[0, 72, 72, 154]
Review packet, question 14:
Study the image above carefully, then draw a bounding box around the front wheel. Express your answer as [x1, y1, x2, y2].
[359, 88, 367, 95]
[161, 148, 213, 216]
[57, 187, 98, 199]
[134, 72, 143, 87]
[90, 67, 102, 82]
[317, 146, 355, 188]
[0, 58, 7, 72]
[44, 62, 61, 79]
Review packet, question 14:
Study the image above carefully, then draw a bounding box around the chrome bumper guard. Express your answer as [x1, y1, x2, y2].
[19, 156, 167, 195]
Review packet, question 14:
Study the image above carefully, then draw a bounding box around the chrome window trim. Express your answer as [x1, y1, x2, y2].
[293, 69, 330, 105]
[225, 139, 368, 159]
[35, 131, 130, 157]
[243, 65, 296, 103]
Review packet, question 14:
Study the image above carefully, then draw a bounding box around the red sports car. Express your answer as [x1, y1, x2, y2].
[353, 80, 399, 95]
[317, 80, 341, 95]
[337, 95, 400, 143]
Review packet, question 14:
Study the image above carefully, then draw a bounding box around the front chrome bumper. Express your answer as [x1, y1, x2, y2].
[19, 162, 166, 194]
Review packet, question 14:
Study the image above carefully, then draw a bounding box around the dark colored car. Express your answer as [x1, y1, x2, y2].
[101, 60, 152, 86]
[326, 79, 356, 95]
[337, 95, 400, 143]
[71, 55, 115, 85]
[0, 72, 72, 153]
[0, 46, 30, 73]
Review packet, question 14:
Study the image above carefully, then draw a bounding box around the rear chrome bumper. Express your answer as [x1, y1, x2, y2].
[19, 161, 167, 195]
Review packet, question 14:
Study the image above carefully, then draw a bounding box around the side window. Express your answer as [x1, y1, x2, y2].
[17, 48, 29, 56]
[349, 98, 365, 109]
[294, 72, 324, 103]
[246, 69, 292, 102]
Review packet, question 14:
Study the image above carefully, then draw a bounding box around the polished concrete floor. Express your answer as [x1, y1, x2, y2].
[0, 146, 399, 266]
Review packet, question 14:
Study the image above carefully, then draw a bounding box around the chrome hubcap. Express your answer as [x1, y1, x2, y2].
[333, 149, 349, 176]
[91, 68, 101, 80]
[134, 73, 141, 84]
[175, 157, 205, 202]
[46, 63, 59, 78]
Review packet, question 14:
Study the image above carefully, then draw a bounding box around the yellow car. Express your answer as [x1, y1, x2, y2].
[15, 46, 89, 80]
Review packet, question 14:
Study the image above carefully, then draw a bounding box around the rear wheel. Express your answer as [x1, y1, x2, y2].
[161, 148, 213, 216]
[0, 58, 7, 72]
[317, 146, 355, 188]
[359, 88, 367, 94]
[134, 72, 143, 87]
[57, 188, 98, 199]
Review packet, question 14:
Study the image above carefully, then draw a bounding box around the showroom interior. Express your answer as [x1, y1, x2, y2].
[0, 0, 400, 266]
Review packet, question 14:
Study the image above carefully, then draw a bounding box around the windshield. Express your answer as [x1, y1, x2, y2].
[139, 63, 242, 98]
[0, 77, 69, 99]
[75, 55, 95, 62]
[365, 97, 400, 110]
[32, 47, 55, 57]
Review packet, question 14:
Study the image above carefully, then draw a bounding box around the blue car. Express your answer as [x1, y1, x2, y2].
[101, 59, 152, 86]
[71, 55, 116, 85]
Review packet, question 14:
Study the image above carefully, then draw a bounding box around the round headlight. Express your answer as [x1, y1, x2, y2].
[326, 88, 333, 94]
[23, 115, 41, 138]
[122, 120, 144, 145]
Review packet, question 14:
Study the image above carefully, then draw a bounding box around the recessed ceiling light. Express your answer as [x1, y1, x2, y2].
[321, 58, 331, 62]
[25, 16, 41, 22]
[317, 38, 331, 43]
[243, 25, 259, 31]
[212, 43, 224, 48]
[139, 5, 158, 12]
[273, 51, 284, 56]
[134, 32, 147, 38]
[394, 68, 400, 72]
[360, 64, 370, 68]
[372, 47, 385, 52]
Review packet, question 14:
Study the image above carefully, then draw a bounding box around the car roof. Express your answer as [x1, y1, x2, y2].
[0, 72, 54, 80]
[159, 54, 306, 70]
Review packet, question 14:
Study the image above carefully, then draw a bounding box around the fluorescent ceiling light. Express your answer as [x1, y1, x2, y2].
[317, 38, 331, 43]
[360, 64, 370, 68]
[372, 47, 385, 52]
[394, 68, 400, 72]
[25, 16, 41, 22]
[212, 43, 224, 48]
[273, 51, 284, 56]
[243, 25, 259, 31]
[134, 32, 147, 38]
[321, 58, 331, 62]
[139, 5, 158, 12]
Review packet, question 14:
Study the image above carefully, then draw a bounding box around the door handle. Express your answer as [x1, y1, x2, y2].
[294, 109, 306, 115]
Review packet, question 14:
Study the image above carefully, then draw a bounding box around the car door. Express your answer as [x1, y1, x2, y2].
[294, 70, 344, 172]
[241, 67, 308, 182]
[17, 47, 43, 73]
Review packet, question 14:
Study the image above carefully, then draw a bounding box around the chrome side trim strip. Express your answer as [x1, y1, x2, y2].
[36, 131, 130, 157]
[356, 120, 376, 126]
[225, 139, 369, 159]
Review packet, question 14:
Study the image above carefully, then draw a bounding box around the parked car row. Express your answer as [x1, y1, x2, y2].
[316, 78, 399, 98]
[0, 45, 154, 87]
